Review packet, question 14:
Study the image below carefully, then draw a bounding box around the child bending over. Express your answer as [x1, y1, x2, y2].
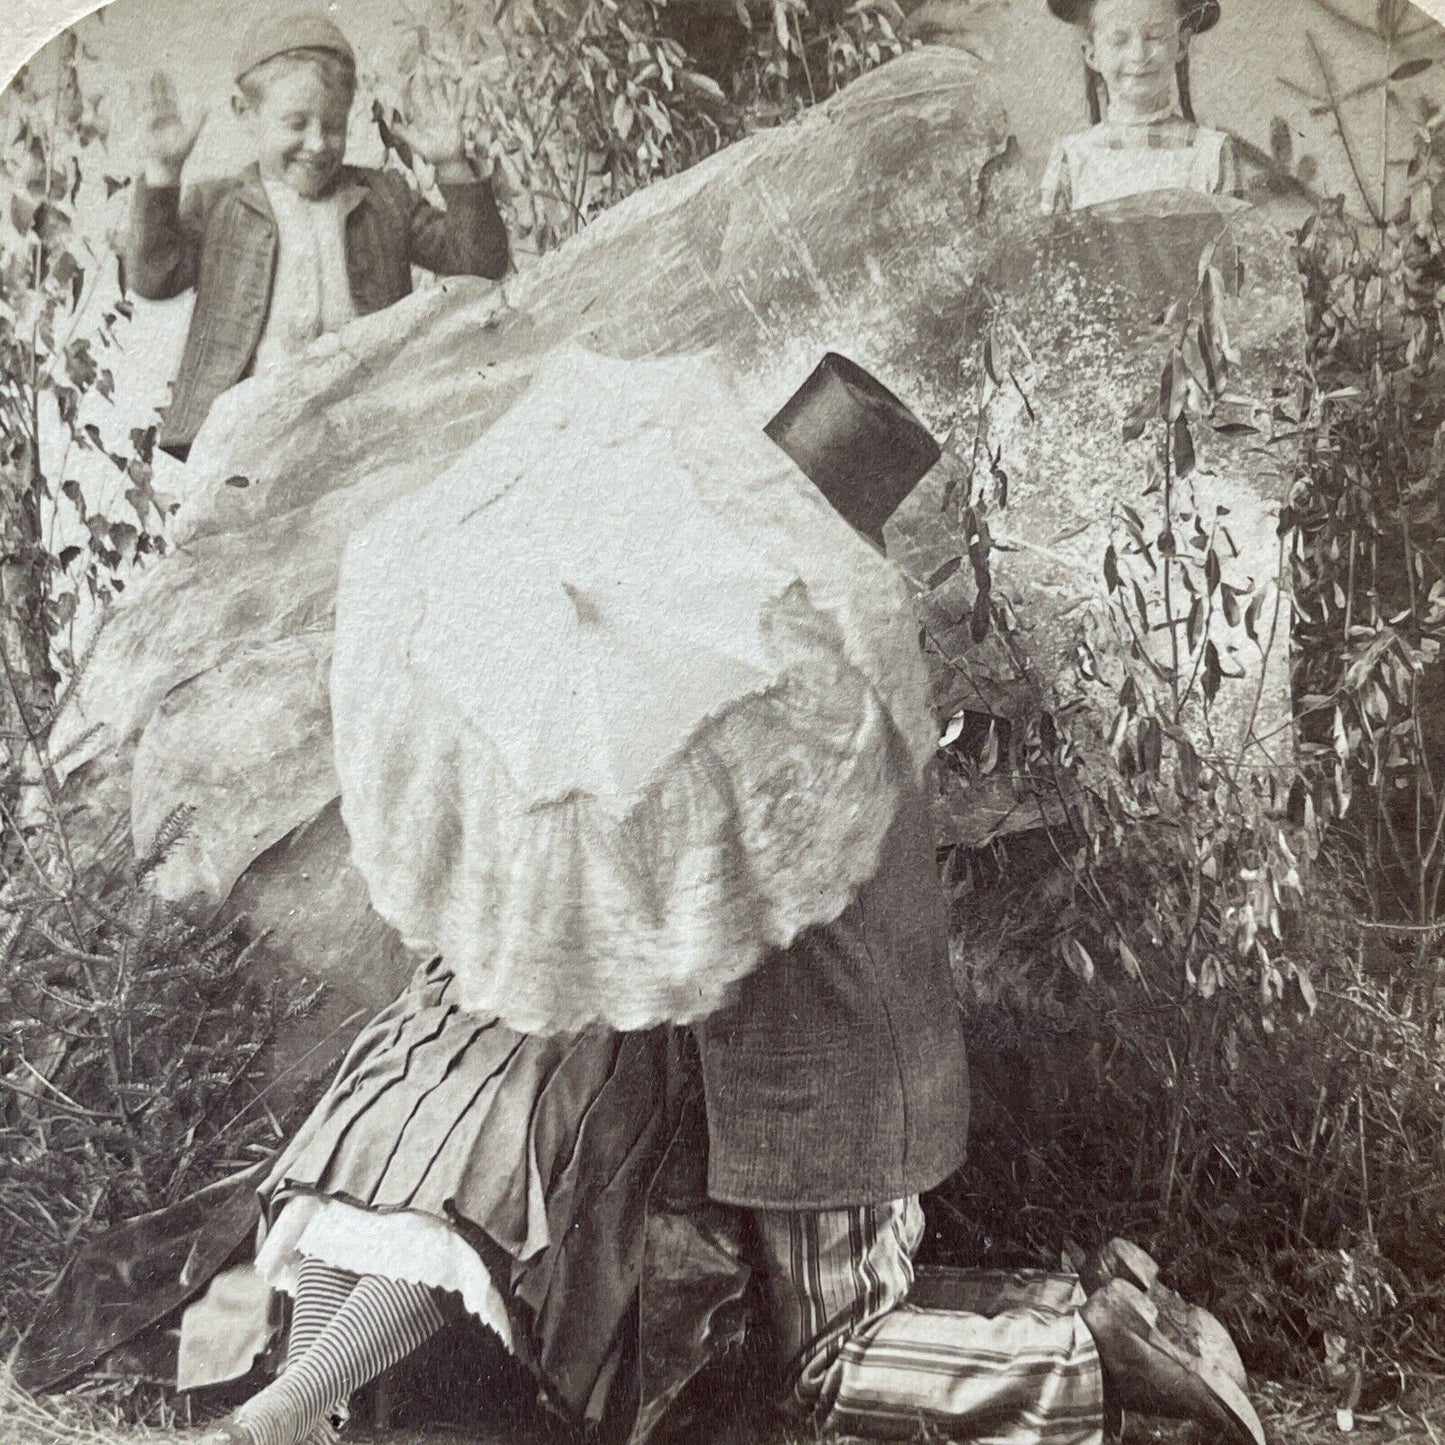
[125, 8, 510, 459]
[1041, 0, 1241, 213]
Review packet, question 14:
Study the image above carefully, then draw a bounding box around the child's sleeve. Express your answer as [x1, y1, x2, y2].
[125, 179, 210, 300]
[1040, 141, 1072, 215]
[399, 169, 510, 281]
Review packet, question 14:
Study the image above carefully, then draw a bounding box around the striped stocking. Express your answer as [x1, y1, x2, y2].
[286, 1257, 360, 1367]
[234, 1274, 445, 1445]
[283, 1258, 360, 1445]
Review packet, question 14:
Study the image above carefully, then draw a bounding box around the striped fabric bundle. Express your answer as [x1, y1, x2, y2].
[753, 1200, 1105, 1445]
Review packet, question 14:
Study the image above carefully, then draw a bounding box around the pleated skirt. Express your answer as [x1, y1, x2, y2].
[255, 955, 683, 1426]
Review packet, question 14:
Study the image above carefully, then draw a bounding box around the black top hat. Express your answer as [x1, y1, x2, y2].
[1046, 0, 1220, 31]
[764, 354, 940, 546]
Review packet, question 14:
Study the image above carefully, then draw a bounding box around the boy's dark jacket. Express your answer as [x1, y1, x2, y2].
[126, 163, 510, 456]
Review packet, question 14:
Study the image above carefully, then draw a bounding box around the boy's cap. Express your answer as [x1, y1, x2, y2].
[1046, 0, 1220, 31]
[234, 10, 356, 83]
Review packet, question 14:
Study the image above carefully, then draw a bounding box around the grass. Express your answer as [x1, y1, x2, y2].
[7, 1370, 1445, 1445]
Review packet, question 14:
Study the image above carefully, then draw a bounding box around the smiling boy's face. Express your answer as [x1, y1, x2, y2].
[237, 61, 352, 199]
[1084, 0, 1185, 117]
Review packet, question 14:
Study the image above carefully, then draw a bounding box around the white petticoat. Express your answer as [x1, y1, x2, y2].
[254, 1194, 514, 1350]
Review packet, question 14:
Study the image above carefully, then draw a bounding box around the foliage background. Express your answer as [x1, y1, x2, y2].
[3, 0, 1438, 446]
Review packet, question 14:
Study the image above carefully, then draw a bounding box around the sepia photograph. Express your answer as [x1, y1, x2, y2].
[2, 1, 1445, 1443]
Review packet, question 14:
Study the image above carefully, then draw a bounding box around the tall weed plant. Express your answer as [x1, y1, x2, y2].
[0, 27, 319, 1362]
[928, 122, 1445, 1417]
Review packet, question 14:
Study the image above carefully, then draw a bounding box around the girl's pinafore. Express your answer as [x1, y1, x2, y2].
[1041, 113, 1241, 212]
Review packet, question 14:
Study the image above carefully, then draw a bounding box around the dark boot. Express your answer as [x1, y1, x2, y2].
[1081, 1280, 1266, 1445]
[1066, 1236, 1158, 1296]
[1068, 1236, 1247, 1391]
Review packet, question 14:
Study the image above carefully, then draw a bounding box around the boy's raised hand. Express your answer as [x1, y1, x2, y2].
[395, 65, 473, 184]
[138, 71, 206, 186]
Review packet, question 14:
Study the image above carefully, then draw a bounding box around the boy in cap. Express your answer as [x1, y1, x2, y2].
[125, 8, 509, 459]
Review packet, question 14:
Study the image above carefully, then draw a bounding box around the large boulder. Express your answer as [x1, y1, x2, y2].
[890, 194, 1305, 844]
[54, 47, 1304, 1071]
